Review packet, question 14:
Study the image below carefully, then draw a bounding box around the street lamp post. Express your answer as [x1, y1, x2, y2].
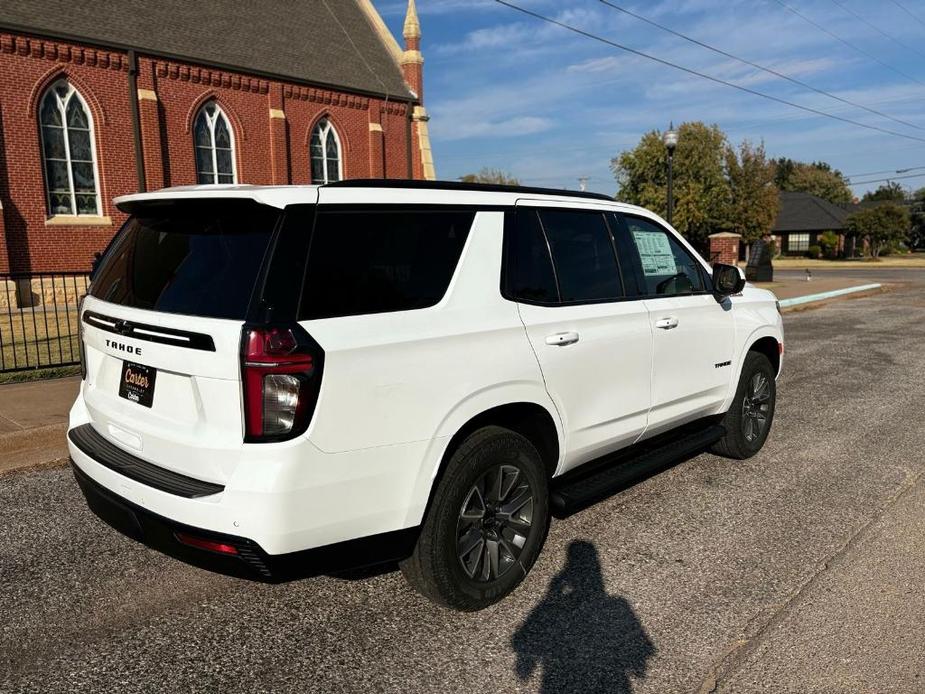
[663, 122, 678, 226]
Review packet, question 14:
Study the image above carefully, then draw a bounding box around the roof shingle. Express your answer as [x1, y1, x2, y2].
[0, 0, 414, 100]
[772, 191, 853, 232]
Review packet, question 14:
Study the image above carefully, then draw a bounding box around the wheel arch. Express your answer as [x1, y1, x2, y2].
[439, 402, 561, 479]
[719, 327, 782, 413]
[405, 397, 563, 528]
[749, 335, 781, 376]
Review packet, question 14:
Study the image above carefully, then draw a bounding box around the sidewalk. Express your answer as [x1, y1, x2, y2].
[0, 375, 78, 474]
[753, 275, 881, 301]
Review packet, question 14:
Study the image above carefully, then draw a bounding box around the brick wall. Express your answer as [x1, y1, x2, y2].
[0, 30, 420, 274]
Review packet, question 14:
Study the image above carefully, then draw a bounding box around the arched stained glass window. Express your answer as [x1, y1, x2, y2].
[39, 81, 101, 216]
[310, 118, 342, 184]
[194, 102, 236, 184]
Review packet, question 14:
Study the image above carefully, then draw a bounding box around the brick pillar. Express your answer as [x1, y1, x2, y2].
[708, 232, 741, 266]
[136, 60, 166, 190]
[269, 85, 289, 185]
[369, 111, 385, 178]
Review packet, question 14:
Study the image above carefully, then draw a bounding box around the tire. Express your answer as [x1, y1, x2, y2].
[711, 351, 777, 460]
[400, 426, 550, 611]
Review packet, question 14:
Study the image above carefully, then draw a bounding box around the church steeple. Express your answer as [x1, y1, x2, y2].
[398, 0, 434, 180]
[403, 0, 421, 44]
[401, 0, 423, 100]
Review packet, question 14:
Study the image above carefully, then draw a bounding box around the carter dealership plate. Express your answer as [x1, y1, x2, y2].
[119, 361, 157, 408]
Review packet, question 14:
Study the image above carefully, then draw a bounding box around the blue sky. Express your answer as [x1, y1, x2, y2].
[380, 0, 925, 197]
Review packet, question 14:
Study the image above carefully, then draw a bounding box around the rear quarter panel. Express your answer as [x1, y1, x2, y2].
[299, 210, 561, 526]
[300, 210, 558, 454]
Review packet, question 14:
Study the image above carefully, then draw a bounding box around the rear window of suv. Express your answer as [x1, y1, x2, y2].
[299, 208, 474, 320]
[90, 199, 280, 320]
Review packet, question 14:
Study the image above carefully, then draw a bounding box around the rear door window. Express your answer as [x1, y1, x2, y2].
[538, 209, 623, 302]
[299, 208, 475, 320]
[90, 199, 280, 319]
[505, 209, 559, 303]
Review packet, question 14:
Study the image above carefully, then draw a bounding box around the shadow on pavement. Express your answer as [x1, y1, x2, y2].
[512, 541, 655, 693]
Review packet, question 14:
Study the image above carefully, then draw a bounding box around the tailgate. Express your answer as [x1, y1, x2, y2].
[80, 299, 246, 484]
[76, 197, 285, 484]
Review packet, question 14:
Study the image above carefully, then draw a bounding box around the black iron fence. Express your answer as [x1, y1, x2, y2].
[0, 271, 90, 374]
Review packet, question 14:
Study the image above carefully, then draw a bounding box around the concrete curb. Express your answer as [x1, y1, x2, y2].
[0, 422, 69, 475]
[0, 456, 68, 477]
[0, 422, 67, 453]
[778, 283, 883, 309]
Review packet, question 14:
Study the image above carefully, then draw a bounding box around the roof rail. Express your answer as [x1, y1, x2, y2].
[323, 178, 615, 202]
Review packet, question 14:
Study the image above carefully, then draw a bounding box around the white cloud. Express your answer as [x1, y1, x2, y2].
[435, 116, 555, 141]
[566, 55, 631, 74]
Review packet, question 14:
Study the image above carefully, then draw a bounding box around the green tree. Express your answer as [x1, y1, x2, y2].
[862, 182, 906, 202]
[845, 203, 911, 258]
[460, 168, 520, 185]
[612, 122, 730, 247]
[772, 157, 796, 189]
[774, 158, 852, 205]
[612, 123, 779, 246]
[724, 140, 779, 243]
[910, 187, 925, 250]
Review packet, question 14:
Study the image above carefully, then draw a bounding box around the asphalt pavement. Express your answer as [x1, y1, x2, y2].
[2, 280, 924, 693]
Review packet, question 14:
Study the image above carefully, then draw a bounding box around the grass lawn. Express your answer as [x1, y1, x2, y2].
[766, 254, 925, 269]
[0, 365, 80, 385]
[0, 306, 81, 375]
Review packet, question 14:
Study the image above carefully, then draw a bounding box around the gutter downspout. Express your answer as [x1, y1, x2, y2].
[406, 101, 414, 180]
[127, 49, 146, 192]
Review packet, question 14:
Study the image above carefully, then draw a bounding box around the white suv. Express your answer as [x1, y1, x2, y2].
[69, 180, 782, 610]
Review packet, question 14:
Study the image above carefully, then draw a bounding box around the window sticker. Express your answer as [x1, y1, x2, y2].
[632, 230, 677, 276]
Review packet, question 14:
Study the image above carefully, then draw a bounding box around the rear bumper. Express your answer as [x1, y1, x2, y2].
[72, 461, 418, 581]
[69, 383, 437, 555]
[71, 462, 272, 579]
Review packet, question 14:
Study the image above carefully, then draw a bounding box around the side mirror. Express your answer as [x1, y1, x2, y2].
[713, 263, 746, 299]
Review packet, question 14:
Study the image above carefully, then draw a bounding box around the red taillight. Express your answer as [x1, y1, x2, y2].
[241, 326, 322, 442]
[175, 532, 239, 555]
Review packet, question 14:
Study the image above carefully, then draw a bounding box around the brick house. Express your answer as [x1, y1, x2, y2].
[772, 191, 851, 256]
[0, 0, 435, 276]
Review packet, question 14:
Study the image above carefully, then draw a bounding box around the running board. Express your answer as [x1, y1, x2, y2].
[550, 424, 725, 516]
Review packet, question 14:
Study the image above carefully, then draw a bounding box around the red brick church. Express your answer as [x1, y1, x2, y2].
[0, 0, 435, 274]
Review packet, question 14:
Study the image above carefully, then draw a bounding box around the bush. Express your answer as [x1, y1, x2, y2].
[806, 244, 822, 259]
[818, 230, 839, 258]
[882, 240, 910, 256]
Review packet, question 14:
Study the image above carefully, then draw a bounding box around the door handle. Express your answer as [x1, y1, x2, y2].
[546, 331, 580, 346]
[654, 317, 679, 330]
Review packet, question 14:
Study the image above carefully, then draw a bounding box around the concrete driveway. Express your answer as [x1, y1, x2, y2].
[2, 282, 924, 693]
